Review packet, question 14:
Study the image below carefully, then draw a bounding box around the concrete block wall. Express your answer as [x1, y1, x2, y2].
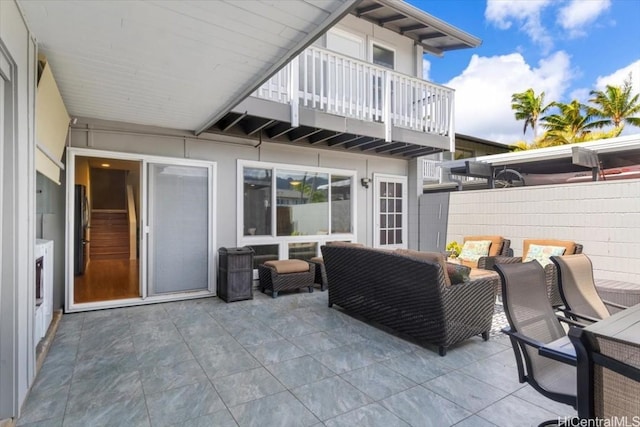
[446, 179, 640, 283]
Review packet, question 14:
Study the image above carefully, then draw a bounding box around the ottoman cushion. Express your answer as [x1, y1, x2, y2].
[264, 259, 310, 274]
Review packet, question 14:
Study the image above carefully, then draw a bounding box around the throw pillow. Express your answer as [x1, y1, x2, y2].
[458, 240, 492, 264]
[446, 263, 471, 285]
[524, 244, 566, 267]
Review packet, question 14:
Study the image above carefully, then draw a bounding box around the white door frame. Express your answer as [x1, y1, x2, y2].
[65, 147, 216, 312]
[373, 173, 408, 249]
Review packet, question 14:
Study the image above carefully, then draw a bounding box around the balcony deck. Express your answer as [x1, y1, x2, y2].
[205, 47, 455, 159]
[18, 292, 574, 426]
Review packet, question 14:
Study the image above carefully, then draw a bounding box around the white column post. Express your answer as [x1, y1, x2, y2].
[289, 56, 299, 127]
[384, 71, 392, 142]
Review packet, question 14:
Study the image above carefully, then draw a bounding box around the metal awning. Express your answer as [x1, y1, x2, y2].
[351, 0, 481, 56]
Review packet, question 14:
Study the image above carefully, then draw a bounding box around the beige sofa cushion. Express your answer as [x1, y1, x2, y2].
[464, 235, 504, 257]
[523, 239, 576, 257]
[264, 259, 310, 274]
[396, 249, 451, 287]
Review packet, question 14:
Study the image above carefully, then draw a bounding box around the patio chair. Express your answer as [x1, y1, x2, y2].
[488, 239, 583, 307]
[457, 235, 512, 268]
[551, 254, 627, 323]
[568, 326, 640, 419]
[494, 262, 577, 424]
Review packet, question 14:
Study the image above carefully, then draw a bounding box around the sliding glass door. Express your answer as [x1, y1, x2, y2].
[147, 163, 211, 295]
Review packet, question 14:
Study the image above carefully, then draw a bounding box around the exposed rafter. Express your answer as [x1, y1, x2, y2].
[378, 14, 406, 25]
[399, 23, 426, 33]
[242, 118, 275, 136]
[327, 133, 361, 147]
[266, 122, 294, 139]
[355, 3, 383, 16]
[309, 130, 341, 144]
[288, 126, 323, 142]
[218, 112, 247, 132]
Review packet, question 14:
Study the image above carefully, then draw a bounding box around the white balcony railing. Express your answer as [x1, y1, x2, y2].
[254, 47, 455, 145]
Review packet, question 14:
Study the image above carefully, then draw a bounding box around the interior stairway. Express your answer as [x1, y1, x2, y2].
[90, 211, 130, 260]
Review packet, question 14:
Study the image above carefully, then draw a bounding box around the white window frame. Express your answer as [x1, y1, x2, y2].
[65, 147, 217, 312]
[373, 173, 407, 249]
[237, 159, 357, 260]
[368, 39, 396, 70]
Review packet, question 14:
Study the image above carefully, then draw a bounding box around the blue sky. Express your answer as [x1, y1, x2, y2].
[407, 0, 640, 144]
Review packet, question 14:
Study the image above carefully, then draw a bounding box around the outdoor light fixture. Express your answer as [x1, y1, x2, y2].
[360, 178, 370, 188]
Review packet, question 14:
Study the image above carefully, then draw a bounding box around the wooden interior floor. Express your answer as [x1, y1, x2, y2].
[74, 259, 139, 303]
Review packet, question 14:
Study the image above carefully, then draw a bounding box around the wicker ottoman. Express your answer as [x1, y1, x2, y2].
[309, 256, 327, 291]
[258, 260, 316, 298]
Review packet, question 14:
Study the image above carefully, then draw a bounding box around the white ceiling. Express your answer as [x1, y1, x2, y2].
[19, 0, 357, 133]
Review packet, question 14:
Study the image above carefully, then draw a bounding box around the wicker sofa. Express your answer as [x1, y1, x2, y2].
[321, 244, 497, 356]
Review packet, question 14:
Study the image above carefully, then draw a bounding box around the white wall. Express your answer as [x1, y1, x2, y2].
[0, 0, 37, 420]
[69, 118, 410, 251]
[321, 14, 419, 77]
[447, 179, 640, 283]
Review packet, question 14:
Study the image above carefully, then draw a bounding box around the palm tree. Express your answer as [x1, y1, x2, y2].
[511, 88, 551, 139]
[588, 76, 640, 129]
[540, 100, 597, 145]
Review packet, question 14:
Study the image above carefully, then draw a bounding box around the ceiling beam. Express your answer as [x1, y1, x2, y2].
[327, 133, 361, 147]
[217, 112, 247, 132]
[309, 130, 341, 144]
[242, 118, 275, 136]
[420, 32, 446, 41]
[345, 137, 379, 149]
[376, 142, 405, 153]
[406, 148, 439, 158]
[359, 140, 387, 151]
[288, 127, 323, 142]
[378, 14, 406, 25]
[355, 4, 383, 16]
[400, 23, 427, 33]
[266, 122, 294, 139]
[390, 144, 429, 156]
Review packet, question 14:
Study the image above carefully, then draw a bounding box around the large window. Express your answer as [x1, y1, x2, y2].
[239, 161, 356, 260]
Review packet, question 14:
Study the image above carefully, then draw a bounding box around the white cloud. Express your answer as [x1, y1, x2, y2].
[422, 58, 431, 81]
[557, 0, 611, 38]
[446, 51, 574, 144]
[485, 0, 554, 52]
[593, 59, 640, 97]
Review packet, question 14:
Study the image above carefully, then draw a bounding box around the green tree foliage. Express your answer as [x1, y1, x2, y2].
[588, 76, 640, 129]
[511, 88, 551, 139]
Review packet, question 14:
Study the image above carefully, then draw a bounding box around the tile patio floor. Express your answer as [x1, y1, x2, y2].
[17, 290, 576, 427]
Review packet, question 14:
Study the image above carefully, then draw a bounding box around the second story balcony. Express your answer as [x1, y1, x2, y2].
[255, 46, 455, 147]
[209, 46, 457, 158]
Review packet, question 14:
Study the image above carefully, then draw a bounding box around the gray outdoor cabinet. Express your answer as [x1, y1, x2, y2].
[217, 247, 254, 302]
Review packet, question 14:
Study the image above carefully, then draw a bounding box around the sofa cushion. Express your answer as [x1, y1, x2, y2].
[524, 244, 566, 267]
[458, 240, 492, 267]
[264, 259, 310, 274]
[464, 235, 504, 256]
[523, 239, 576, 258]
[446, 263, 471, 285]
[396, 249, 451, 286]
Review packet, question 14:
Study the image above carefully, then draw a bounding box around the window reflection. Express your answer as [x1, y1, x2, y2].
[276, 170, 328, 236]
[243, 168, 272, 236]
[330, 175, 351, 233]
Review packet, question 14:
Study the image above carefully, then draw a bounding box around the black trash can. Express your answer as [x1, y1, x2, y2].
[217, 247, 254, 302]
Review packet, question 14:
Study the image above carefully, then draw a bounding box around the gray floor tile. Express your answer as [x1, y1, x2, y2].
[63, 393, 149, 427]
[423, 371, 509, 412]
[269, 315, 321, 338]
[292, 376, 372, 421]
[213, 367, 285, 406]
[187, 334, 244, 358]
[16, 417, 64, 427]
[135, 341, 195, 368]
[265, 355, 335, 389]
[289, 331, 344, 354]
[381, 386, 471, 427]
[125, 304, 169, 324]
[230, 391, 319, 427]
[196, 349, 260, 379]
[513, 385, 576, 417]
[244, 339, 307, 365]
[341, 363, 417, 400]
[453, 415, 498, 427]
[477, 395, 562, 427]
[177, 408, 238, 427]
[232, 327, 283, 346]
[72, 350, 139, 383]
[77, 331, 134, 358]
[175, 317, 227, 341]
[140, 359, 208, 394]
[311, 342, 379, 374]
[459, 357, 526, 394]
[324, 403, 410, 427]
[16, 384, 69, 426]
[145, 381, 225, 427]
[30, 361, 75, 394]
[66, 370, 143, 415]
[437, 338, 509, 369]
[382, 350, 452, 383]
